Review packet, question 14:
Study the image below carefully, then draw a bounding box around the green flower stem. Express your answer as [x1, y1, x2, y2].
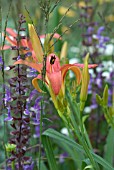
[38, 100, 43, 170]
[69, 112, 99, 170]
[74, 122, 99, 169]
[80, 110, 93, 150]
[103, 106, 114, 128]
[65, 92, 99, 170]
[79, 119, 100, 170]
[11, 161, 15, 170]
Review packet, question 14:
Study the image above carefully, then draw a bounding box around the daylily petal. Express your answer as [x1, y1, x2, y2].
[47, 71, 62, 95]
[46, 54, 61, 73]
[32, 74, 48, 93]
[5, 28, 17, 46]
[28, 24, 44, 63]
[40, 33, 62, 40]
[61, 64, 82, 85]
[32, 76, 42, 93]
[60, 41, 68, 61]
[5, 35, 17, 46]
[6, 28, 17, 37]
[14, 59, 42, 73]
[61, 64, 82, 95]
[0, 45, 11, 50]
[44, 34, 54, 54]
[74, 63, 98, 68]
[53, 33, 62, 40]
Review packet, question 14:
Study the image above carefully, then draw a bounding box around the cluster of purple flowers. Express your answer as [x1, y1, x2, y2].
[4, 87, 13, 121]
[25, 89, 43, 138]
[0, 56, 3, 70]
[93, 26, 110, 51]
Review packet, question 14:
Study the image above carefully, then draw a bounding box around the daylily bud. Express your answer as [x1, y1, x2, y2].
[80, 53, 90, 111]
[57, 99, 64, 113]
[103, 84, 108, 106]
[60, 41, 68, 64]
[96, 94, 102, 106]
[109, 106, 114, 117]
[58, 6, 75, 17]
[28, 24, 43, 63]
[44, 34, 54, 54]
[109, 107, 114, 127]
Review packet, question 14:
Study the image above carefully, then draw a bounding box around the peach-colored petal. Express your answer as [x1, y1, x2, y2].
[32, 76, 42, 93]
[40, 33, 62, 40]
[46, 54, 61, 73]
[61, 64, 82, 95]
[74, 63, 98, 68]
[53, 33, 62, 40]
[61, 64, 82, 85]
[6, 28, 17, 37]
[32, 74, 49, 93]
[0, 45, 11, 50]
[20, 39, 28, 48]
[14, 59, 42, 73]
[47, 71, 62, 95]
[5, 35, 17, 46]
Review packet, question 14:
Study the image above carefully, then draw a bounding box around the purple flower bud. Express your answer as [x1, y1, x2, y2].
[0, 56, 3, 65]
[4, 87, 12, 105]
[4, 107, 13, 121]
[87, 26, 94, 34]
[97, 26, 105, 35]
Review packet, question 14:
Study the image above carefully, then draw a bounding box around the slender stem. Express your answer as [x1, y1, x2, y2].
[38, 100, 43, 170]
[67, 92, 99, 169]
[79, 125, 100, 170]
[0, 1, 12, 168]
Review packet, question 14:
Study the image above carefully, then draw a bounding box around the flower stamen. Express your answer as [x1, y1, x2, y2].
[50, 55, 56, 65]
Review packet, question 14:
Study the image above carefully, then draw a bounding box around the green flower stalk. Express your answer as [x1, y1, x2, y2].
[80, 53, 90, 112]
[96, 94, 102, 106]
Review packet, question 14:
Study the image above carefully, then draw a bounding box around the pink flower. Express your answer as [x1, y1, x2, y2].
[14, 24, 97, 96]
[14, 53, 82, 96]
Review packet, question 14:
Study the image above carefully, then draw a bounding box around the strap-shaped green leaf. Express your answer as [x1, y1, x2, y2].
[42, 135, 58, 170]
[43, 128, 114, 170]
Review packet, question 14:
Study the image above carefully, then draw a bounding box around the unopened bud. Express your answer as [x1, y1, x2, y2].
[109, 106, 114, 117]
[60, 41, 68, 64]
[80, 53, 90, 111]
[96, 94, 102, 105]
[103, 84, 108, 106]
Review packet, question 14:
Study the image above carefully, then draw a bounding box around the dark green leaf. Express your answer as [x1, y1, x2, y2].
[42, 135, 58, 170]
[43, 128, 114, 170]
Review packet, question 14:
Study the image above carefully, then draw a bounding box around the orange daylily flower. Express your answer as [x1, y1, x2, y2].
[2, 27, 61, 62]
[14, 52, 97, 96]
[1, 28, 37, 62]
[11, 24, 97, 97]
[14, 53, 82, 96]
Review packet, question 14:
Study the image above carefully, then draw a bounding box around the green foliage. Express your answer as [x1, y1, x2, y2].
[42, 136, 58, 170]
[43, 128, 114, 170]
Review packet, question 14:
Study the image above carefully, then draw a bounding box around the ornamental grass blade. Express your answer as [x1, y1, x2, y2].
[42, 135, 58, 170]
[28, 24, 44, 63]
[54, 140, 84, 169]
[43, 128, 114, 170]
[104, 127, 114, 170]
